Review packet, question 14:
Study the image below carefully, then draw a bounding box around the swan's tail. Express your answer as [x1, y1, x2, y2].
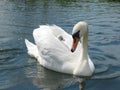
[25, 39, 39, 59]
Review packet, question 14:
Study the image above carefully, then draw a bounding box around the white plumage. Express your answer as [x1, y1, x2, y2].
[25, 21, 95, 76]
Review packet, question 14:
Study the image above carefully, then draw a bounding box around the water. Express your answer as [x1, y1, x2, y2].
[0, 0, 120, 90]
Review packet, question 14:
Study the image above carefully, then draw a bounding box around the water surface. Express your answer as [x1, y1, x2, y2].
[0, 0, 120, 90]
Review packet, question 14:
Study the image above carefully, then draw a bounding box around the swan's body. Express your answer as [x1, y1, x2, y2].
[25, 21, 95, 76]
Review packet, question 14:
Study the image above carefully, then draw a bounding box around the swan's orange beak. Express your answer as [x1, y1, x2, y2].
[71, 37, 79, 52]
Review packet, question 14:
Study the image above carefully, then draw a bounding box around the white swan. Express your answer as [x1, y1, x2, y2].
[25, 21, 95, 76]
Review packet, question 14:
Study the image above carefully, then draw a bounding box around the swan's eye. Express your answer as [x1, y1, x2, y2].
[72, 30, 80, 38]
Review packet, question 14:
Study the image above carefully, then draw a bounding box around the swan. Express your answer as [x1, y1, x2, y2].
[25, 21, 95, 76]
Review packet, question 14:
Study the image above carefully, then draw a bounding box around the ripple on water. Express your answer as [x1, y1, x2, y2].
[0, 46, 30, 89]
[90, 48, 120, 80]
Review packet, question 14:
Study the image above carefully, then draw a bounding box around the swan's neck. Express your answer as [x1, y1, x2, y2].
[81, 31, 88, 60]
[74, 31, 93, 76]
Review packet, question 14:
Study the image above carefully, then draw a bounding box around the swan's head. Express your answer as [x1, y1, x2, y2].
[71, 21, 88, 52]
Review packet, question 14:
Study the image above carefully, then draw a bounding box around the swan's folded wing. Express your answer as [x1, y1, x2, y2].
[32, 25, 83, 74]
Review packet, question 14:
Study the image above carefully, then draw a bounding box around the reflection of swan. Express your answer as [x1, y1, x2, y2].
[32, 64, 85, 90]
[25, 21, 95, 76]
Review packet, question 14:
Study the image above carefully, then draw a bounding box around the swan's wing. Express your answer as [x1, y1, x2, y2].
[33, 25, 80, 60]
[32, 25, 83, 73]
[25, 39, 39, 58]
[33, 27, 75, 71]
[33, 27, 71, 60]
[34, 25, 81, 59]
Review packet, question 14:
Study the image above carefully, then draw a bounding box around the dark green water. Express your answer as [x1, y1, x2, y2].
[0, 0, 120, 90]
